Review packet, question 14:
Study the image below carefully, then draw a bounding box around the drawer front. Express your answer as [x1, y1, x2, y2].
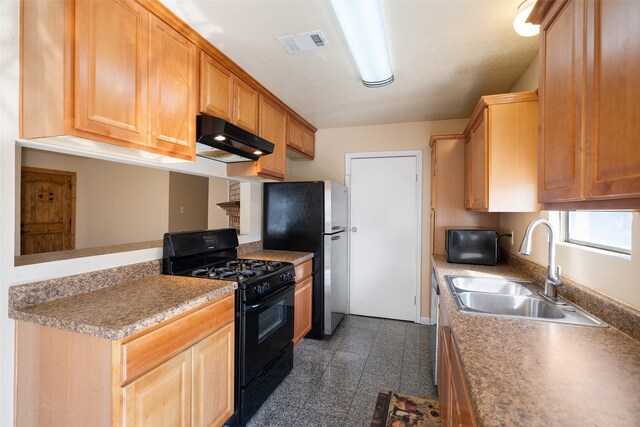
[294, 259, 312, 282]
[121, 293, 234, 384]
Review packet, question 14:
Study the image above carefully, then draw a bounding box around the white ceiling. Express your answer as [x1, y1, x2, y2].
[160, 0, 538, 129]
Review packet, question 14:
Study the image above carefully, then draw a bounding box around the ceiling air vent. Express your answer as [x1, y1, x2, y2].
[277, 31, 329, 53]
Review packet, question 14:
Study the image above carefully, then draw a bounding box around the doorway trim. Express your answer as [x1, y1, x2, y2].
[345, 150, 423, 323]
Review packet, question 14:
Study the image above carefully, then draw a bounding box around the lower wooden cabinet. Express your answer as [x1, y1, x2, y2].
[192, 323, 235, 427]
[293, 259, 313, 346]
[294, 277, 313, 346]
[438, 298, 476, 427]
[124, 349, 192, 427]
[15, 293, 235, 427]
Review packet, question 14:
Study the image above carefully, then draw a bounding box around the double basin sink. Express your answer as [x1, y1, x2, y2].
[445, 275, 607, 327]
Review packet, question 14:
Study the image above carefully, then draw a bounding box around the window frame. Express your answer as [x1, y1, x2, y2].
[560, 211, 632, 255]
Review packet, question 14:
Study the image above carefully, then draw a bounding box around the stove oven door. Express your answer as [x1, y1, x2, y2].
[241, 283, 295, 386]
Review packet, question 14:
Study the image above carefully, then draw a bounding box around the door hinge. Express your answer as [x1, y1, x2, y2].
[416, 174, 418, 183]
[414, 296, 417, 305]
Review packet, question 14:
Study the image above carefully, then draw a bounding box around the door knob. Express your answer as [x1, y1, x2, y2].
[351, 227, 357, 232]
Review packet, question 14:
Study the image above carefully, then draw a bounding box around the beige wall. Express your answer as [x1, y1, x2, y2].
[500, 54, 640, 310]
[208, 177, 229, 229]
[21, 148, 170, 250]
[168, 172, 209, 233]
[510, 53, 539, 92]
[288, 118, 468, 319]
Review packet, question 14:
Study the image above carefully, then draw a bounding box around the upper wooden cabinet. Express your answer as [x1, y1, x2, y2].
[233, 77, 260, 134]
[227, 94, 287, 180]
[429, 135, 499, 255]
[463, 91, 539, 212]
[200, 52, 234, 122]
[532, 0, 640, 209]
[199, 52, 260, 134]
[256, 95, 287, 179]
[22, 0, 316, 168]
[287, 115, 316, 159]
[22, 0, 197, 161]
[74, 0, 149, 148]
[148, 15, 198, 160]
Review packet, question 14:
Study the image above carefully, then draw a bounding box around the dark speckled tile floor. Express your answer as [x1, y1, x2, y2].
[246, 315, 437, 427]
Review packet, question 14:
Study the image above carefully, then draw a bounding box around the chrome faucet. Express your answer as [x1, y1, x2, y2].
[519, 218, 564, 304]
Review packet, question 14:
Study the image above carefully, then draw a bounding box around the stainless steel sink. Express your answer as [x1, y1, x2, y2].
[458, 293, 564, 319]
[449, 276, 533, 296]
[444, 275, 607, 327]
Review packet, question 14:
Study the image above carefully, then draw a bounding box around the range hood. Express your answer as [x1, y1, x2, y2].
[196, 114, 274, 163]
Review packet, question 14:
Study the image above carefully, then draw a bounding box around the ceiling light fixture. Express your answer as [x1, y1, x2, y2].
[513, 0, 540, 37]
[330, 0, 394, 88]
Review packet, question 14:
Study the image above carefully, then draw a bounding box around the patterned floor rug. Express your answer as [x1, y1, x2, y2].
[370, 390, 442, 427]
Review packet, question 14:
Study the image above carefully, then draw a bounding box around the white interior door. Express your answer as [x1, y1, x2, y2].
[348, 155, 419, 321]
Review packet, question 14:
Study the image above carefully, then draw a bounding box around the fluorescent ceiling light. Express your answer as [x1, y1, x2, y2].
[513, 0, 540, 37]
[330, 0, 394, 88]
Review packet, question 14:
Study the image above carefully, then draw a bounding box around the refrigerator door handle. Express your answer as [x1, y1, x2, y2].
[331, 235, 341, 241]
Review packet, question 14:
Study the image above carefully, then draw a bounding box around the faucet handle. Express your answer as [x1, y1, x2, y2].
[555, 265, 563, 287]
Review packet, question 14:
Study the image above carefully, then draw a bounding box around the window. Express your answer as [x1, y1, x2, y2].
[561, 211, 633, 254]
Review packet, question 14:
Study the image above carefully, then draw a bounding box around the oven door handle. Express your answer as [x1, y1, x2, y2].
[244, 283, 295, 312]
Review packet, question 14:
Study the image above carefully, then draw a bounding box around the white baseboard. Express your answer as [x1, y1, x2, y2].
[420, 317, 435, 325]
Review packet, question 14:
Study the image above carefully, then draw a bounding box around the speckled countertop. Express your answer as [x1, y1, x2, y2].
[11, 275, 236, 341]
[432, 255, 640, 426]
[241, 249, 313, 265]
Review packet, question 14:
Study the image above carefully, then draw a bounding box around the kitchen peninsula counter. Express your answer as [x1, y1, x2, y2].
[432, 255, 640, 426]
[10, 274, 236, 340]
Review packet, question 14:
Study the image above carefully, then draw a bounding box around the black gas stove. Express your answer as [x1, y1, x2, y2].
[163, 229, 294, 301]
[186, 258, 294, 303]
[163, 229, 295, 426]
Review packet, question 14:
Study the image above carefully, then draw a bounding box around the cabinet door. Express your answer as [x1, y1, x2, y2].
[233, 78, 259, 134]
[293, 277, 313, 346]
[584, 0, 640, 200]
[75, 0, 149, 146]
[437, 313, 450, 426]
[302, 127, 316, 158]
[463, 139, 472, 209]
[193, 323, 235, 427]
[257, 95, 287, 179]
[470, 111, 488, 210]
[450, 337, 476, 427]
[148, 15, 197, 160]
[200, 52, 233, 121]
[539, 0, 584, 203]
[287, 116, 304, 152]
[124, 349, 191, 427]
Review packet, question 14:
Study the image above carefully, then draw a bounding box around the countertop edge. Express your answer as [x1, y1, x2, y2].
[11, 283, 237, 341]
[241, 249, 314, 265]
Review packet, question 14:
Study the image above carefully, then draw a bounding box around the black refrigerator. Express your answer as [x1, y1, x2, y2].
[263, 181, 348, 338]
